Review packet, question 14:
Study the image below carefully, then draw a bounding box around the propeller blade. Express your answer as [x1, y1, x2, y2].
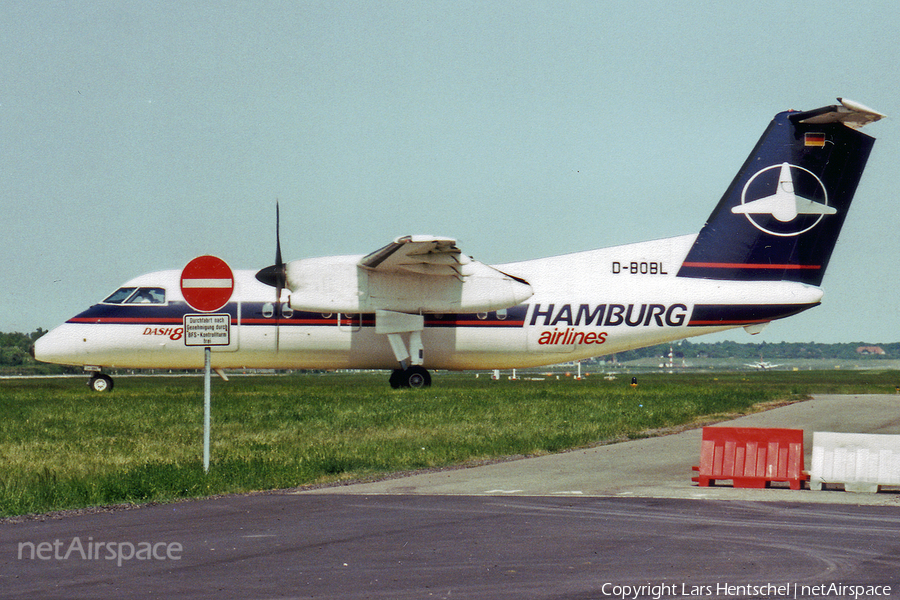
[274, 202, 283, 353]
[275, 201, 283, 272]
[254, 202, 287, 353]
[255, 202, 287, 291]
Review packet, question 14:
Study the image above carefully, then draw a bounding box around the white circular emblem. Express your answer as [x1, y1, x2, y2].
[734, 163, 832, 237]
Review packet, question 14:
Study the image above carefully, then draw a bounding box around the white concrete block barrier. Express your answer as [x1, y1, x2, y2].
[810, 432, 900, 493]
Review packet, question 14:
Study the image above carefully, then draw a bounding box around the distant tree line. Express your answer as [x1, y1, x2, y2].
[0, 329, 46, 366]
[605, 340, 900, 363]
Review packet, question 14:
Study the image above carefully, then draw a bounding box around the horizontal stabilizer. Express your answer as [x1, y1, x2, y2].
[789, 97, 885, 129]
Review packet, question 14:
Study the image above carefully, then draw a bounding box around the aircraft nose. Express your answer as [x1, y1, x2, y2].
[31, 326, 77, 366]
[31, 333, 50, 363]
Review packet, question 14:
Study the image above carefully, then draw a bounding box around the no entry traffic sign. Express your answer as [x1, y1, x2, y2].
[180, 255, 234, 312]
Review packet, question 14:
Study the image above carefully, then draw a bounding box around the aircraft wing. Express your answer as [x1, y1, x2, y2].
[283, 235, 532, 314]
[359, 235, 476, 278]
[357, 235, 534, 313]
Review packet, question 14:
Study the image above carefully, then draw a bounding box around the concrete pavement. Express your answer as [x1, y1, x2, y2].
[305, 394, 900, 504]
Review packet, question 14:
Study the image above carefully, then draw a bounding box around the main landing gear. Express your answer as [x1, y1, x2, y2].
[389, 366, 432, 389]
[377, 310, 432, 389]
[88, 373, 114, 393]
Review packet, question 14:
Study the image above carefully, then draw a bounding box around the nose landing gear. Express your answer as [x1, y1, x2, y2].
[88, 373, 114, 392]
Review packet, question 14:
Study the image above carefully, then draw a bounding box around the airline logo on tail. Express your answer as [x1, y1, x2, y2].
[731, 162, 833, 237]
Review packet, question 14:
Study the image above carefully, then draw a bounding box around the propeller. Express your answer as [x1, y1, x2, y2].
[255, 203, 287, 350]
[255, 202, 287, 297]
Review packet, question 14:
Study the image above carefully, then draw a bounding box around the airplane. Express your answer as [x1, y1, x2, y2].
[33, 98, 884, 391]
[744, 361, 782, 371]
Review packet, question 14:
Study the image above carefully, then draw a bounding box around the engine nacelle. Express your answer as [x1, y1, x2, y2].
[286, 255, 533, 313]
[285, 255, 363, 313]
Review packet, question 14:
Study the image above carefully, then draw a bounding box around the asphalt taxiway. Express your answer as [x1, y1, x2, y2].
[2, 394, 899, 599]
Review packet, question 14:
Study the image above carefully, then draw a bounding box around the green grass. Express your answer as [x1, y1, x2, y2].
[0, 370, 897, 517]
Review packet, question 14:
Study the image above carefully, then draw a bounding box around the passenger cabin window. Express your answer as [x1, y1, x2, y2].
[102, 287, 166, 304]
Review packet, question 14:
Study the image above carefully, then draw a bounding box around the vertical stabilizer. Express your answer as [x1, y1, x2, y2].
[677, 98, 883, 286]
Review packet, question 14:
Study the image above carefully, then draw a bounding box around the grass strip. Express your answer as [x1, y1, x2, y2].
[0, 370, 896, 516]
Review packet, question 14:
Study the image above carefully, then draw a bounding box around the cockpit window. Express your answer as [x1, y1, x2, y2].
[125, 287, 166, 304]
[102, 287, 166, 305]
[103, 287, 137, 304]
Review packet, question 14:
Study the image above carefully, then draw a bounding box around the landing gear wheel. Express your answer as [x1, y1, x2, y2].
[405, 366, 431, 388]
[88, 373, 114, 393]
[389, 366, 432, 389]
[389, 369, 404, 389]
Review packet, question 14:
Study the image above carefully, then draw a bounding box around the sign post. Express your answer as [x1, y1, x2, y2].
[203, 347, 211, 472]
[180, 256, 235, 474]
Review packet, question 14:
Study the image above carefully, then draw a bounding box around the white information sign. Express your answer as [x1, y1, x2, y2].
[183, 314, 231, 347]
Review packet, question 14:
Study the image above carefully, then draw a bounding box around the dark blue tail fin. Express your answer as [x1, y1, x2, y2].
[677, 98, 883, 286]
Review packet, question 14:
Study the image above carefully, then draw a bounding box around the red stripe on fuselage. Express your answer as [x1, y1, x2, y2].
[680, 262, 821, 270]
[68, 317, 184, 324]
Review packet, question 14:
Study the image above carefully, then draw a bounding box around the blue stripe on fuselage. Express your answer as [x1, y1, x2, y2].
[66, 302, 530, 328]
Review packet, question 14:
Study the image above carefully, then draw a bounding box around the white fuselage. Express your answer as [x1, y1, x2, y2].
[34, 234, 823, 372]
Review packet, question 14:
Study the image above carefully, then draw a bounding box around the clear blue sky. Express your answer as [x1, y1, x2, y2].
[2, 1, 898, 343]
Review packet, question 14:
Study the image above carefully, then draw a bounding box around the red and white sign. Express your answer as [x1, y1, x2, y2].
[180, 255, 234, 312]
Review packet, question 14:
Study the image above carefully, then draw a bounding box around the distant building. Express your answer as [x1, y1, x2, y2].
[856, 346, 886, 356]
